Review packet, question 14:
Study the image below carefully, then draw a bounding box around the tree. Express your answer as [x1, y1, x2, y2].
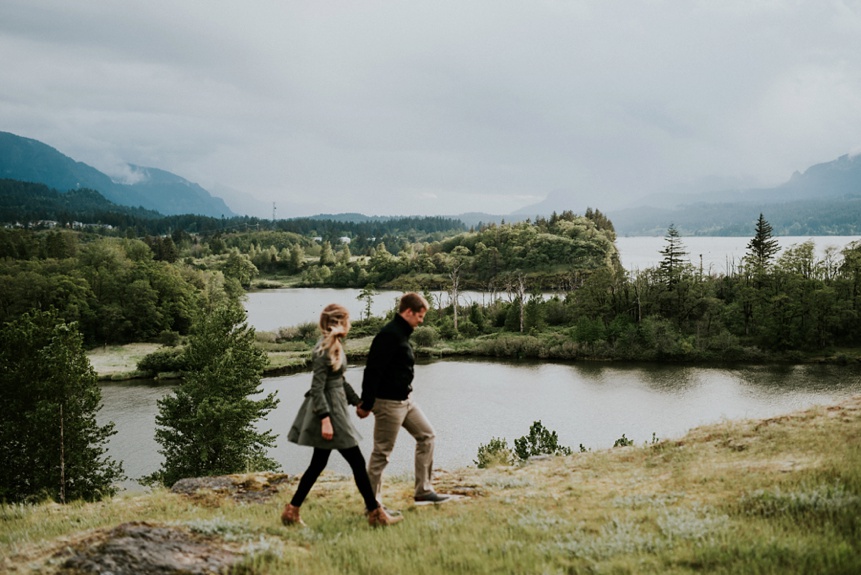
[446, 245, 471, 333]
[319, 240, 336, 266]
[149, 304, 279, 486]
[222, 249, 258, 288]
[0, 310, 123, 503]
[289, 243, 305, 273]
[357, 286, 377, 321]
[658, 224, 689, 287]
[745, 214, 780, 273]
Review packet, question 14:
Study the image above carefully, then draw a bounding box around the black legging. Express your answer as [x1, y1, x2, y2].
[291, 445, 379, 511]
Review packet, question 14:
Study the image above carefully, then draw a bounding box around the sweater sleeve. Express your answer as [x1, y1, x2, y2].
[343, 379, 361, 406]
[308, 352, 331, 419]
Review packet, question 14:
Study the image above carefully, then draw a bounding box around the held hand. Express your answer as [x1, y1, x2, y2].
[321, 417, 334, 440]
[356, 405, 370, 419]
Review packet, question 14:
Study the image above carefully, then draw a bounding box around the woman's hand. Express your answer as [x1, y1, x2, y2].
[321, 416, 334, 440]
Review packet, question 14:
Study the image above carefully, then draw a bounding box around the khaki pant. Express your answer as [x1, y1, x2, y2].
[367, 397, 436, 500]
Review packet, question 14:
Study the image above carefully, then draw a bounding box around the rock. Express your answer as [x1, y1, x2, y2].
[170, 472, 294, 504]
[56, 521, 242, 575]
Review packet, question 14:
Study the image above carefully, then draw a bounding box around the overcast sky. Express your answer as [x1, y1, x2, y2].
[2, 1, 861, 218]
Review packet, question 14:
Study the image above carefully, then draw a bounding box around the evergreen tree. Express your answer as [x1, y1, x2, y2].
[745, 213, 780, 271]
[149, 304, 279, 486]
[0, 310, 123, 503]
[319, 240, 336, 266]
[289, 243, 305, 273]
[658, 224, 689, 287]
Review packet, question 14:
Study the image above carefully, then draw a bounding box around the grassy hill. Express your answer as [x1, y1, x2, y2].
[2, 395, 859, 574]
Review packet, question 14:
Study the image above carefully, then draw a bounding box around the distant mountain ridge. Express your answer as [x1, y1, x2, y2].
[514, 154, 861, 235]
[0, 131, 235, 218]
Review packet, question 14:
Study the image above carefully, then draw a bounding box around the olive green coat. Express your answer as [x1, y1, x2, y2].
[287, 345, 363, 450]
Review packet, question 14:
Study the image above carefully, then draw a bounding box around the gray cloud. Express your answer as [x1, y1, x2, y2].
[2, 0, 861, 217]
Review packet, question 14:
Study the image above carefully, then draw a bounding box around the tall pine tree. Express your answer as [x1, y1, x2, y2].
[745, 213, 780, 272]
[658, 224, 689, 287]
[149, 303, 279, 486]
[0, 310, 123, 503]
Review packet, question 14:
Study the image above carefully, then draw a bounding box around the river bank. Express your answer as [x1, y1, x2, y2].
[88, 334, 861, 383]
[4, 394, 859, 574]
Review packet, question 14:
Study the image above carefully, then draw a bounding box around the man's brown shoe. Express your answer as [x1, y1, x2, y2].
[281, 503, 305, 526]
[367, 506, 404, 527]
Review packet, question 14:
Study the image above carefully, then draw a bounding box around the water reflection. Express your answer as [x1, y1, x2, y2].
[99, 360, 861, 491]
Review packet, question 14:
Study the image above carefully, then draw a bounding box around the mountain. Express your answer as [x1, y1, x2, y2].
[511, 189, 586, 218]
[513, 154, 861, 235]
[0, 131, 235, 218]
[0, 179, 164, 224]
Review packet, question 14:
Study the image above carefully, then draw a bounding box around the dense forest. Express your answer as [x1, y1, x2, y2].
[2, 177, 861, 359]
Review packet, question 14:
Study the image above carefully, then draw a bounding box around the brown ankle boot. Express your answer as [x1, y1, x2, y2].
[367, 506, 403, 527]
[281, 503, 305, 526]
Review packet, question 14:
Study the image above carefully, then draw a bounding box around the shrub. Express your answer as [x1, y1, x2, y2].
[514, 420, 572, 460]
[255, 331, 277, 344]
[157, 330, 181, 347]
[276, 322, 319, 342]
[614, 433, 634, 447]
[474, 335, 546, 358]
[137, 347, 188, 374]
[412, 325, 439, 347]
[474, 437, 514, 468]
[297, 322, 319, 341]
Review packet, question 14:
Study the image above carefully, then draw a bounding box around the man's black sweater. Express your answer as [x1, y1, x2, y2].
[360, 314, 415, 410]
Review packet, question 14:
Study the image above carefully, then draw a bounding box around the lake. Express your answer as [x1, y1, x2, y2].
[101, 235, 861, 491]
[100, 359, 861, 491]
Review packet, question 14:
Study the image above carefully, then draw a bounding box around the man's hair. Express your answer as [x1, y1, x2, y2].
[399, 292, 429, 313]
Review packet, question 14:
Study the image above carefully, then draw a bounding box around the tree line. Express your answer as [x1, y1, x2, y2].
[405, 215, 861, 359]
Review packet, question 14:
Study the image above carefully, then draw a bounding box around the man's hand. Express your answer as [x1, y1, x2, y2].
[356, 404, 371, 419]
[321, 416, 334, 440]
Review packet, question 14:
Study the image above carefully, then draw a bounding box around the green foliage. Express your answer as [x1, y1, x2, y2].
[514, 420, 572, 461]
[0, 310, 124, 503]
[412, 325, 440, 347]
[137, 347, 187, 374]
[614, 434, 634, 448]
[474, 437, 515, 468]
[147, 304, 279, 486]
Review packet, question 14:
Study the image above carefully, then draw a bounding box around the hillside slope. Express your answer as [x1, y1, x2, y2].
[2, 394, 859, 574]
[0, 131, 235, 218]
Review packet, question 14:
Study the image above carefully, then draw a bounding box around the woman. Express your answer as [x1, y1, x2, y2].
[281, 303, 402, 527]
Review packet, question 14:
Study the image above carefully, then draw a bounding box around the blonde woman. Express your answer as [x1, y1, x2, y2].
[281, 303, 402, 528]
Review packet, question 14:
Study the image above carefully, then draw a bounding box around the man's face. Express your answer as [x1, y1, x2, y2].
[401, 308, 426, 328]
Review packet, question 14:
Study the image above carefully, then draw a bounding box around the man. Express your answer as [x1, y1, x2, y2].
[357, 292, 450, 504]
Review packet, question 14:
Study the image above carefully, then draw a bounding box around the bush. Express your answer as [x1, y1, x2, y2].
[157, 330, 181, 347]
[137, 347, 187, 374]
[457, 319, 480, 337]
[412, 325, 439, 347]
[474, 437, 514, 468]
[474, 335, 545, 358]
[276, 322, 318, 342]
[514, 420, 572, 460]
[614, 433, 634, 447]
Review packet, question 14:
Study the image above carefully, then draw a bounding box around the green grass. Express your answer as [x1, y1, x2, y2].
[5, 396, 859, 574]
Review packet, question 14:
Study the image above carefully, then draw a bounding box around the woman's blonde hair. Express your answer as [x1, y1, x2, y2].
[318, 303, 350, 370]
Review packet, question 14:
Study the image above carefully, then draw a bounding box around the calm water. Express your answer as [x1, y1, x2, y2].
[100, 360, 861, 491]
[102, 236, 861, 490]
[245, 288, 511, 333]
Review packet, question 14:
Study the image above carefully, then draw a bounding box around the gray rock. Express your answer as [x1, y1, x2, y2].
[57, 521, 242, 575]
